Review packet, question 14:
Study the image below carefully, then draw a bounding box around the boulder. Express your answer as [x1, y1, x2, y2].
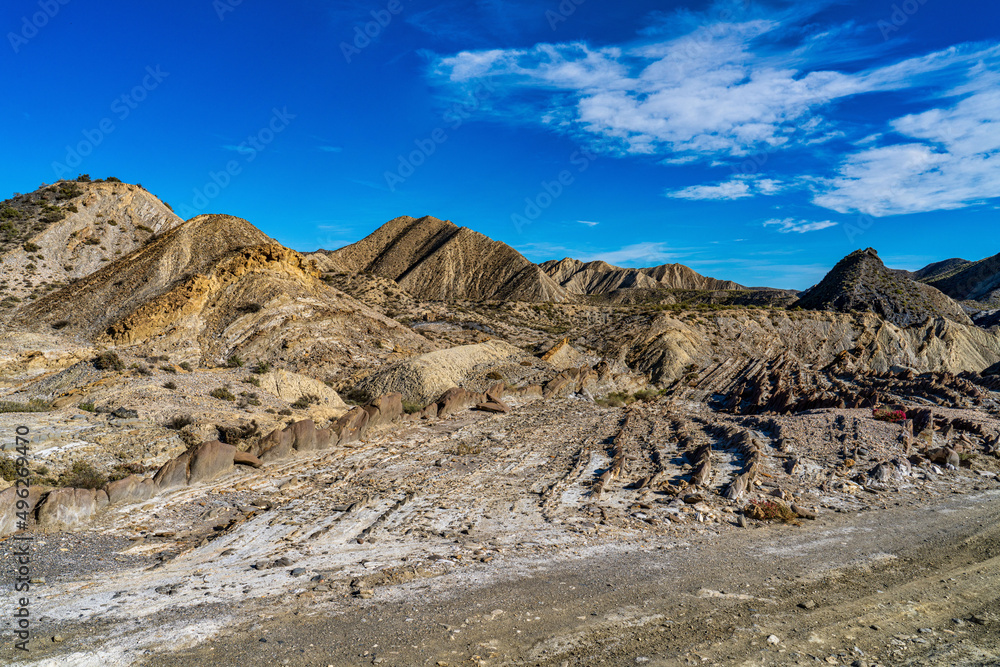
[476, 400, 510, 414]
[315, 427, 335, 449]
[257, 426, 295, 462]
[335, 407, 370, 445]
[0, 485, 48, 536]
[543, 373, 574, 399]
[234, 451, 263, 468]
[188, 440, 237, 484]
[37, 488, 109, 532]
[105, 475, 156, 505]
[420, 403, 438, 420]
[364, 393, 403, 430]
[153, 451, 192, 491]
[289, 420, 318, 452]
[436, 387, 476, 418]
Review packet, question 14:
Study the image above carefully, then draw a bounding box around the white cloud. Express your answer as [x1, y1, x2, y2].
[667, 180, 751, 200]
[428, 12, 1000, 162]
[666, 175, 789, 200]
[814, 87, 1000, 215]
[427, 7, 1000, 215]
[318, 146, 343, 153]
[576, 220, 600, 226]
[517, 241, 687, 266]
[764, 218, 838, 233]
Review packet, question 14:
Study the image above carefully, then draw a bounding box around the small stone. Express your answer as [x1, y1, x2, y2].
[52, 635, 64, 643]
[766, 634, 780, 645]
[290, 568, 306, 576]
[918, 627, 932, 633]
[799, 600, 817, 610]
[737, 514, 748, 528]
[30, 577, 45, 584]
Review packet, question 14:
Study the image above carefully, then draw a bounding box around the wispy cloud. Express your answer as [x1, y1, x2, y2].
[666, 175, 789, 200]
[763, 218, 838, 234]
[576, 219, 600, 226]
[318, 145, 343, 153]
[426, 6, 1000, 216]
[518, 241, 688, 267]
[221, 144, 254, 155]
[813, 85, 1000, 216]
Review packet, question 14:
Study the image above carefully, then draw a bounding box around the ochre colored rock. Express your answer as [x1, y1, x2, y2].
[153, 451, 192, 491]
[187, 440, 237, 484]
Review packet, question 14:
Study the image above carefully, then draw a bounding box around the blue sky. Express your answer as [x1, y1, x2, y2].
[1, 0, 998, 289]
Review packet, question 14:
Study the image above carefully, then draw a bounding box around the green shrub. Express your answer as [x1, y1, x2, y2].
[51, 320, 70, 330]
[291, 394, 319, 409]
[78, 402, 96, 412]
[107, 462, 147, 482]
[0, 456, 17, 481]
[76, 174, 91, 182]
[22, 242, 40, 252]
[226, 355, 244, 368]
[163, 381, 177, 390]
[402, 400, 423, 414]
[0, 399, 52, 413]
[106, 176, 122, 183]
[210, 387, 236, 401]
[244, 376, 261, 387]
[58, 461, 107, 489]
[179, 361, 193, 371]
[160, 365, 176, 374]
[94, 351, 125, 371]
[251, 361, 271, 375]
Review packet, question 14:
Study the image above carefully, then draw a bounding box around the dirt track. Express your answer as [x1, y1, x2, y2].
[141, 488, 1000, 667]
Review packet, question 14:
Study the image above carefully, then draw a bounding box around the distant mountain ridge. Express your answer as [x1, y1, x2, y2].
[540, 257, 742, 295]
[923, 253, 1000, 307]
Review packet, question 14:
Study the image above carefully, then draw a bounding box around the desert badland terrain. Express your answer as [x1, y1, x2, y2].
[2, 178, 1000, 666]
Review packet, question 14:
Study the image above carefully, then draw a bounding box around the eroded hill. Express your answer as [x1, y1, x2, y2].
[316, 215, 568, 302]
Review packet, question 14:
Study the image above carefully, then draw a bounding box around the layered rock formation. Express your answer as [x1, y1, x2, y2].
[318, 215, 567, 302]
[353, 339, 528, 404]
[14, 214, 433, 377]
[0, 179, 182, 316]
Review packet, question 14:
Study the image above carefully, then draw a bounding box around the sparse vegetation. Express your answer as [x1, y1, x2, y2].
[0, 456, 18, 481]
[58, 461, 107, 489]
[93, 351, 125, 371]
[0, 398, 53, 413]
[78, 402, 96, 412]
[51, 320, 70, 330]
[210, 387, 236, 402]
[163, 381, 177, 390]
[402, 400, 423, 414]
[745, 499, 799, 524]
[164, 415, 194, 431]
[226, 355, 244, 368]
[291, 394, 320, 409]
[251, 361, 271, 374]
[179, 361, 193, 372]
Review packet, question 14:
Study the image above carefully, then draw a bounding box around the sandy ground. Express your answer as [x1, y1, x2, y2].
[2, 397, 999, 666]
